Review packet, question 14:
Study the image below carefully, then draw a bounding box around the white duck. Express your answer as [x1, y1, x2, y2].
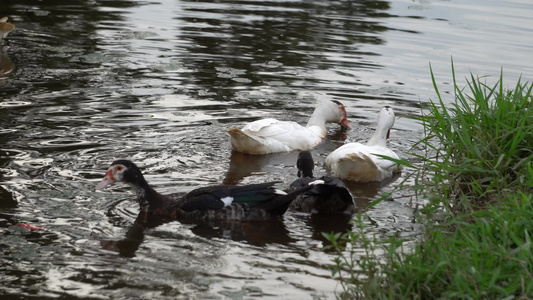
[228, 100, 350, 154]
[325, 106, 400, 182]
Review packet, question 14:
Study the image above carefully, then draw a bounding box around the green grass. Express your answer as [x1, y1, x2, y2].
[374, 193, 533, 299]
[323, 64, 533, 299]
[415, 63, 533, 212]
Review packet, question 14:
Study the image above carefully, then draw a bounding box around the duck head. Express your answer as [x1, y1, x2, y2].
[378, 105, 395, 139]
[308, 100, 350, 129]
[330, 100, 350, 129]
[96, 160, 147, 190]
[367, 106, 396, 146]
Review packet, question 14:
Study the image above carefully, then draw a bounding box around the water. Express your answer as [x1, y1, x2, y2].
[1, 0, 532, 298]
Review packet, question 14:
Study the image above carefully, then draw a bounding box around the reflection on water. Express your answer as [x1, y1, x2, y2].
[1, 0, 532, 298]
[102, 208, 296, 258]
[0, 44, 15, 78]
[223, 151, 302, 185]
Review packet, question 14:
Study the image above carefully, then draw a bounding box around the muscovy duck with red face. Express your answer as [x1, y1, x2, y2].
[96, 160, 321, 222]
[289, 151, 355, 214]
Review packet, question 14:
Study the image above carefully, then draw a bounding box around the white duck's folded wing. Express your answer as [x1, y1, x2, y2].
[369, 147, 401, 173]
[228, 119, 324, 154]
[241, 118, 279, 132]
[326, 143, 400, 182]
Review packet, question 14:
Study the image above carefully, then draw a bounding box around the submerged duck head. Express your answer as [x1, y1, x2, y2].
[310, 100, 350, 129]
[329, 100, 350, 129]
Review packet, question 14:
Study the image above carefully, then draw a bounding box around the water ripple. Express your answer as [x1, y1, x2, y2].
[1, 0, 531, 298]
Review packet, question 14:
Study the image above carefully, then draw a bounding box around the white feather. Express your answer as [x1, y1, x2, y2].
[228, 101, 348, 154]
[243, 118, 279, 132]
[220, 196, 234, 206]
[308, 179, 325, 185]
[326, 106, 401, 182]
[274, 189, 287, 195]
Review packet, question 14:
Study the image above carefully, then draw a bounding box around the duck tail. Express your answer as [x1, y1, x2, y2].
[227, 128, 266, 154]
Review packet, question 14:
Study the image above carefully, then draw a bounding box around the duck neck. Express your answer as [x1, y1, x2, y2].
[128, 179, 163, 212]
[306, 109, 328, 130]
[300, 168, 313, 178]
[366, 123, 389, 147]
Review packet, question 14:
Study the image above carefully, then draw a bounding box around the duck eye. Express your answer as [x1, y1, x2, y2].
[116, 166, 124, 171]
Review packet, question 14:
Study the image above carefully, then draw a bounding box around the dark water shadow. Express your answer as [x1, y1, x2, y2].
[344, 171, 402, 204]
[0, 185, 17, 208]
[189, 218, 295, 247]
[0, 44, 15, 78]
[176, 0, 391, 100]
[100, 212, 165, 258]
[222, 134, 348, 185]
[101, 210, 294, 257]
[222, 151, 300, 185]
[291, 212, 354, 251]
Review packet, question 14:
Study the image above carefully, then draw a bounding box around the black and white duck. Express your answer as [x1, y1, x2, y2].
[96, 160, 321, 222]
[289, 151, 355, 214]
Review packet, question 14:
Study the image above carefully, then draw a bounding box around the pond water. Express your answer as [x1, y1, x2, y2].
[1, 0, 532, 298]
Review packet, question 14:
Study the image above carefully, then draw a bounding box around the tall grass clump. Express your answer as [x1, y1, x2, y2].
[324, 65, 533, 299]
[415, 64, 533, 212]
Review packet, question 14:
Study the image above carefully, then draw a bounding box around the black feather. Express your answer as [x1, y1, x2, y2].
[289, 151, 355, 214]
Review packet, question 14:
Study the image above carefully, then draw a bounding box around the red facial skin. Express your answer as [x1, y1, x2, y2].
[339, 105, 351, 129]
[13, 224, 44, 231]
[96, 165, 125, 190]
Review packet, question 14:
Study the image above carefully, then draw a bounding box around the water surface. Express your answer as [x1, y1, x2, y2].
[1, 0, 532, 298]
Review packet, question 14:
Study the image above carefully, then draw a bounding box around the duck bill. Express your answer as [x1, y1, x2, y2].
[95, 170, 116, 190]
[340, 117, 351, 129]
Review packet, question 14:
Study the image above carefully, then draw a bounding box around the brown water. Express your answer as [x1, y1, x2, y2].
[1, 0, 532, 298]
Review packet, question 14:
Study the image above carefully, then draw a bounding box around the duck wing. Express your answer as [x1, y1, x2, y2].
[179, 182, 284, 211]
[180, 181, 318, 217]
[228, 119, 322, 154]
[366, 146, 401, 173]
